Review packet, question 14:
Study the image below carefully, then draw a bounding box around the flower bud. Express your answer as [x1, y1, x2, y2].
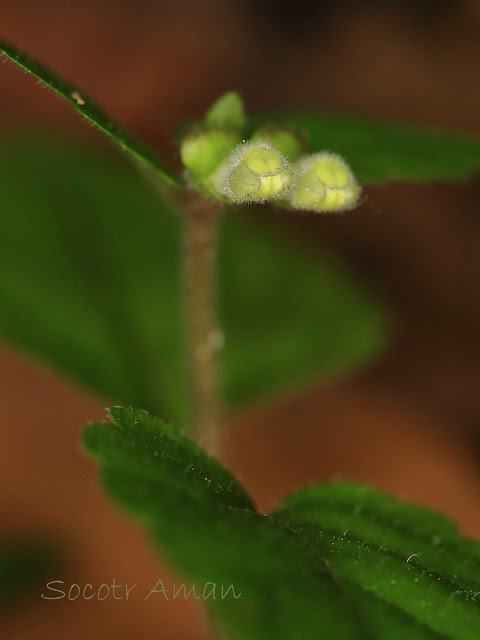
[214, 142, 294, 204]
[180, 129, 241, 183]
[289, 152, 360, 212]
[251, 128, 304, 161]
[204, 91, 245, 131]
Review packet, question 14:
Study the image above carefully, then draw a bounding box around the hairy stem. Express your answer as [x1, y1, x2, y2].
[183, 195, 223, 456]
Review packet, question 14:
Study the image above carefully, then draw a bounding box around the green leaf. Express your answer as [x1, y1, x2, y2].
[0, 138, 186, 419]
[0, 138, 386, 423]
[84, 407, 480, 640]
[86, 406, 254, 512]
[218, 215, 387, 408]
[82, 407, 368, 640]
[274, 482, 480, 640]
[0, 39, 181, 188]
[205, 92, 245, 131]
[252, 112, 480, 184]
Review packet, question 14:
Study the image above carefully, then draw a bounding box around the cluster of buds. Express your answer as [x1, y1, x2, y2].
[180, 93, 361, 213]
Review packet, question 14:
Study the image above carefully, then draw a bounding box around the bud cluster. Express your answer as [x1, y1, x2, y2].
[180, 93, 361, 213]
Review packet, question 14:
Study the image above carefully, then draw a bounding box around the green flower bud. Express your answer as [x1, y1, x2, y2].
[213, 142, 294, 204]
[289, 152, 361, 212]
[180, 129, 241, 183]
[251, 128, 304, 161]
[204, 91, 245, 131]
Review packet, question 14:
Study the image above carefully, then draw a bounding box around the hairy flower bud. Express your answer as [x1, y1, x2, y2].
[180, 129, 241, 183]
[251, 128, 304, 161]
[213, 142, 294, 204]
[289, 152, 361, 213]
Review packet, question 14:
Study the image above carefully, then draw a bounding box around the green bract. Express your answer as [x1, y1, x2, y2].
[205, 91, 246, 131]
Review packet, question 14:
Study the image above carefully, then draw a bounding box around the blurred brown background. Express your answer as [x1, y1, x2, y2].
[1, 0, 480, 638]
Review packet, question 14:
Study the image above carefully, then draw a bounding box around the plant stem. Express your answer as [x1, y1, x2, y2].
[183, 194, 223, 456]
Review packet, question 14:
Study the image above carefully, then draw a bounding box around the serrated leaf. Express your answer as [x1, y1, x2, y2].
[0, 138, 386, 422]
[83, 408, 368, 640]
[252, 112, 480, 184]
[0, 39, 181, 187]
[274, 483, 480, 640]
[84, 407, 480, 640]
[86, 406, 254, 512]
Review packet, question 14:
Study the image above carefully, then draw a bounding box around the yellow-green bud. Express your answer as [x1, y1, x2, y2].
[180, 129, 241, 183]
[204, 91, 245, 131]
[213, 142, 294, 204]
[251, 128, 304, 161]
[289, 152, 361, 212]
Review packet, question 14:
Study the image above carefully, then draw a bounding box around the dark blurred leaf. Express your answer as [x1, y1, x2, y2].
[252, 112, 480, 184]
[0, 40, 181, 187]
[0, 139, 186, 419]
[0, 540, 55, 609]
[0, 138, 386, 423]
[84, 407, 480, 640]
[218, 214, 387, 408]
